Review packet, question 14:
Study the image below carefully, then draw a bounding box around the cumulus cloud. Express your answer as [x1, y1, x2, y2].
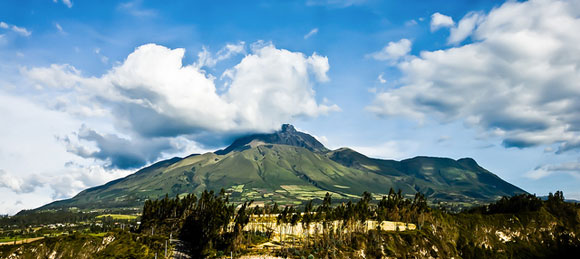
[58, 125, 209, 169]
[60, 125, 186, 169]
[368, 0, 580, 152]
[0, 21, 31, 37]
[304, 28, 319, 39]
[24, 42, 338, 166]
[430, 12, 454, 32]
[367, 39, 412, 63]
[222, 43, 337, 131]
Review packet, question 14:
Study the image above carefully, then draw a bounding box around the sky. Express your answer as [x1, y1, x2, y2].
[1, 0, 579, 214]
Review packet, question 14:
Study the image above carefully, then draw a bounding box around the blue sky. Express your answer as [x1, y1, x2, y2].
[1, 0, 580, 214]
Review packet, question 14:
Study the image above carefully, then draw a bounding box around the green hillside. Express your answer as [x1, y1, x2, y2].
[36, 124, 525, 211]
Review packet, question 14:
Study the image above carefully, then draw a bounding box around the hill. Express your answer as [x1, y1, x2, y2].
[36, 124, 525, 211]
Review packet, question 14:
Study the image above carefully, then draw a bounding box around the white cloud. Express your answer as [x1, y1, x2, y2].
[377, 73, 386, 84]
[405, 19, 418, 27]
[55, 23, 64, 33]
[367, 38, 412, 63]
[0, 165, 133, 200]
[48, 164, 133, 199]
[223, 43, 337, 131]
[527, 160, 580, 180]
[63, 0, 72, 8]
[0, 21, 31, 37]
[351, 140, 419, 160]
[11, 26, 30, 37]
[24, 43, 338, 166]
[448, 11, 484, 44]
[430, 12, 454, 32]
[0, 170, 42, 193]
[304, 28, 319, 39]
[0, 93, 97, 203]
[53, 0, 73, 8]
[431, 11, 485, 44]
[368, 0, 580, 152]
[58, 125, 210, 169]
[94, 48, 109, 64]
[196, 41, 245, 68]
[0, 92, 198, 207]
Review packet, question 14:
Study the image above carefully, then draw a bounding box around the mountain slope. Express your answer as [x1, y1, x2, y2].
[38, 125, 526, 211]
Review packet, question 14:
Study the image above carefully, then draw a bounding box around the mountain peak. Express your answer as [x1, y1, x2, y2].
[281, 124, 297, 133]
[215, 124, 328, 155]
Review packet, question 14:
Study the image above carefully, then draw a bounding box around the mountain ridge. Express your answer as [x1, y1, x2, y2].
[35, 124, 526, 212]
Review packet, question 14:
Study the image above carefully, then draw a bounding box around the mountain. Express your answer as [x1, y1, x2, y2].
[37, 124, 526, 211]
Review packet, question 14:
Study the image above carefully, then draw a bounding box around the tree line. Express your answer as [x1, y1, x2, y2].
[139, 188, 430, 257]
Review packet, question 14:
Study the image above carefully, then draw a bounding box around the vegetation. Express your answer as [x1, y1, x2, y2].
[1, 190, 579, 258]
[135, 190, 580, 258]
[138, 188, 428, 257]
[0, 230, 167, 258]
[467, 193, 544, 214]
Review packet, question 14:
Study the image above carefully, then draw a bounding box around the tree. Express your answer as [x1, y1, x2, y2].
[179, 190, 235, 257]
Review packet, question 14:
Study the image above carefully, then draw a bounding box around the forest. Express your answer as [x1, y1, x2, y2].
[139, 189, 580, 258]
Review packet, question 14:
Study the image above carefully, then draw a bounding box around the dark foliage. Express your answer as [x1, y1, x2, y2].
[467, 193, 543, 214]
[138, 189, 580, 258]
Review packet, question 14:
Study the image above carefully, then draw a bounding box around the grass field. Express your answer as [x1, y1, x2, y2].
[95, 214, 138, 220]
[0, 236, 41, 243]
[0, 237, 23, 242]
[88, 232, 108, 237]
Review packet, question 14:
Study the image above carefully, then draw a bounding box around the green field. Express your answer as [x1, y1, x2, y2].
[96, 214, 138, 220]
[0, 236, 27, 243]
